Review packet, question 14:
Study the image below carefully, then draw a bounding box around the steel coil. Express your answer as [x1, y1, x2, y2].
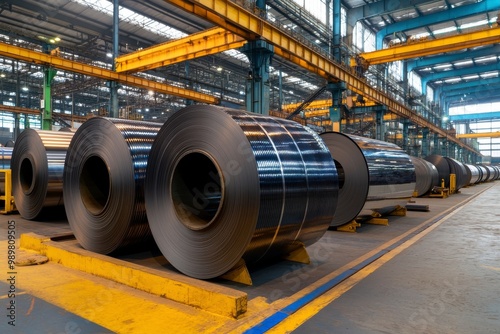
[145, 105, 338, 279]
[493, 166, 500, 180]
[477, 165, 488, 183]
[11, 130, 74, 220]
[485, 165, 496, 182]
[320, 132, 416, 227]
[63, 118, 162, 254]
[410, 156, 440, 196]
[424, 155, 468, 190]
[464, 164, 481, 185]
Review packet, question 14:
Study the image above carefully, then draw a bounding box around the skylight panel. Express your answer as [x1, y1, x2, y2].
[72, 0, 186, 40]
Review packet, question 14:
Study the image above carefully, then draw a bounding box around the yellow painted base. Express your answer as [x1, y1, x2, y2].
[20, 233, 247, 318]
[390, 206, 407, 216]
[220, 259, 252, 286]
[366, 218, 389, 226]
[0, 169, 15, 214]
[283, 242, 310, 264]
[335, 221, 361, 233]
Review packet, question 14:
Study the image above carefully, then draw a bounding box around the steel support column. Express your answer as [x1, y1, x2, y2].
[375, 106, 387, 141]
[326, 82, 346, 132]
[332, 0, 342, 62]
[42, 67, 56, 130]
[402, 119, 409, 153]
[241, 40, 274, 115]
[433, 134, 439, 155]
[422, 128, 429, 157]
[109, 0, 120, 118]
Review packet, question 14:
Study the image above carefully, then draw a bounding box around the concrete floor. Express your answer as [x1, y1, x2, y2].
[0, 181, 498, 333]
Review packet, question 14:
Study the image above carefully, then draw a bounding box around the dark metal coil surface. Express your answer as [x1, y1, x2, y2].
[447, 157, 468, 189]
[410, 156, 440, 196]
[64, 117, 162, 254]
[477, 165, 488, 183]
[424, 155, 468, 190]
[464, 164, 481, 185]
[11, 130, 74, 220]
[145, 105, 338, 279]
[493, 166, 500, 180]
[485, 165, 497, 182]
[320, 132, 416, 227]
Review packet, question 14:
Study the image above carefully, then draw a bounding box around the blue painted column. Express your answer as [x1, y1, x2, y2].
[109, 0, 119, 118]
[422, 128, 429, 157]
[433, 134, 439, 155]
[332, 0, 342, 62]
[375, 106, 386, 141]
[402, 119, 409, 153]
[278, 69, 283, 111]
[326, 82, 346, 132]
[241, 40, 274, 115]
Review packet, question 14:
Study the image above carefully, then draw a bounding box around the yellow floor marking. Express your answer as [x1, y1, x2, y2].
[0, 242, 234, 334]
[266, 206, 466, 333]
[220, 199, 474, 333]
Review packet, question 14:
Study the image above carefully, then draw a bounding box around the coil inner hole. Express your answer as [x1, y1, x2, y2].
[20, 157, 34, 194]
[80, 156, 110, 215]
[172, 152, 223, 230]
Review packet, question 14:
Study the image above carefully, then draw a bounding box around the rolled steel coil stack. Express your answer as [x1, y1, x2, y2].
[11, 130, 74, 220]
[464, 164, 482, 185]
[145, 105, 338, 279]
[63, 118, 162, 254]
[477, 165, 489, 183]
[410, 156, 440, 196]
[319, 132, 416, 227]
[484, 165, 499, 181]
[424, 155, 469, 190]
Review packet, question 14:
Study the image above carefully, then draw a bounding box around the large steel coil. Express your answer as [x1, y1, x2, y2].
[11, 130, 74, 220]
[494, 166, 500, 180]
[63, 118, 162, 254]
[424, 155, 468, 190]
[320, 132, 416, 227]
[477, 165, 488, 183]
[484, 165, 497, 182]
[410, 156, 440, 196]
[145, 105, 338, 279]
[464, 164, 481, 185]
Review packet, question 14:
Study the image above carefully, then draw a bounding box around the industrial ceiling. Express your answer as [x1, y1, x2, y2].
[0, 0, 498, 122]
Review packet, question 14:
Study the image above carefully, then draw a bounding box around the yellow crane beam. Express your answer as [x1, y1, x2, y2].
[456, 131, 500, 139]
[0, 42, 219, 104]
[281, 98, 378, 112]
[353, 27, 500, 66]
[116, 27, 246, 73]
[0, 105, 40, 116]
[163, 0, 476, 154]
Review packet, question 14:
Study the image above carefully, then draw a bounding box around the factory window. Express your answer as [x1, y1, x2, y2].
[353, 22, 375, 52]
[408, 72, 422, 94]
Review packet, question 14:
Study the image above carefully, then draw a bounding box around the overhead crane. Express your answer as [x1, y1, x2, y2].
[0, 42, 219, 105]
[115, 27, 246, 73]
[351, 27, 500, 67]
[282, 98, 378, 112]
[163, 0, 477, 154]
[456, 131, 500, 138]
